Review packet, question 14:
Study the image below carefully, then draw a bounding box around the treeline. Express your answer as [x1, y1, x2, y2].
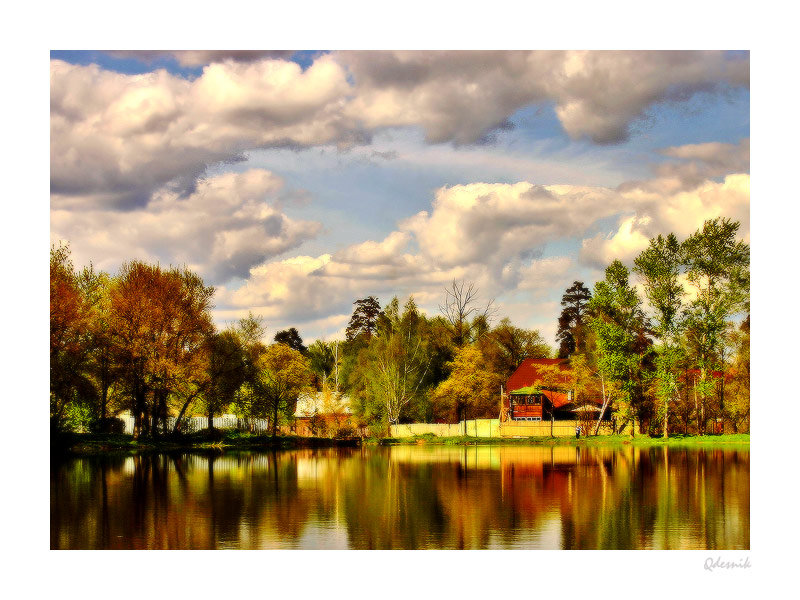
[50, 249, 551, 437]
[554, 217, 750, 436]
[50, 216, 749, 438]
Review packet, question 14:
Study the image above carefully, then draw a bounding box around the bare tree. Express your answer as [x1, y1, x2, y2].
[439, 279, 495, 347]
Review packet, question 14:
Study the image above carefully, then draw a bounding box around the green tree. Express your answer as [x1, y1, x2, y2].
[556, 281, 592, 358]
[682, 218, 749, 433]
[481, 318, 552, 380]
[367, 297, 430, 430]
[588, 260, 650, 436]
[247, 343, 312, 437]
[345, 296, 383, 342]
[204, 329, 247, 431]
[274, 327, 307, 353]
[634, 233, 685, 438]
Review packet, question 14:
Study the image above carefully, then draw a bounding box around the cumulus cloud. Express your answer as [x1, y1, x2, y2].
[580, 173, 750, 268]
[51, 52, 749, 210]
[400, 182, 621, 271]
[218, 139, 749, 338]
[50, 169, 322, 282]
[50, 56, 362, 210]
[338, 50, 748, 144]
[107, 50, 297, 66]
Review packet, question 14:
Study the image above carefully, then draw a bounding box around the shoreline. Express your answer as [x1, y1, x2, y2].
[51, 431, 750, 456]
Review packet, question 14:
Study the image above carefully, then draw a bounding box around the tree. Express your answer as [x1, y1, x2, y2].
[432, 345, 502, 424]
[246, 343, 312, 437]
[588, 260, 650, 437]
[556, 281, 592, 358]
[481, 318, 552, 380]
[109, 261, 214, 437]
[204, 329, 247, 431]
[439, 279, 495, 347]
[307, 340, 340, 390]
[274, 327, 307, 354]
[682, 218, 749, 433]
[345, 296, 382, 342]
[50, 244, 94, 432]
[634, 233, 685, 438]
[368, 297, 430, 430]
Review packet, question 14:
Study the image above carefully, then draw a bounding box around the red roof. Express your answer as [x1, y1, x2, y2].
[506, 358, 573, 409]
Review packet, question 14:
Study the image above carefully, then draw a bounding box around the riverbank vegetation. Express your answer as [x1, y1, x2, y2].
[51, 217, 748, 443]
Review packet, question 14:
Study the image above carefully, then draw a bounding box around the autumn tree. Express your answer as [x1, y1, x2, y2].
[432, 344, 502, 424]
[50, 244, 94, 432]
[556, 281, 592, 358]
[109, 261, 214, 437]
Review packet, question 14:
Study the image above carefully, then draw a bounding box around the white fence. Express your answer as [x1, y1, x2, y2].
[121, 415, 271, 435]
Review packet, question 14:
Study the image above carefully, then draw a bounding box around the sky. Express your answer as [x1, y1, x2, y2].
[49, 49, 750, 348]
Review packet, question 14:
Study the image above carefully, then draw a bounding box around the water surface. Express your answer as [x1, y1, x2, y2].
[50, 444, 749, 549]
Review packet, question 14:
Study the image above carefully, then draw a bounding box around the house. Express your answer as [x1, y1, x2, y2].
[503, 358, 605, 422]
[293, 390, 354, 437]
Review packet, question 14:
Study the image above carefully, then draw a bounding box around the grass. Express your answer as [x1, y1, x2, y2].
[53, 430, 749, 455]
[52, 430, 359, 455]
[375, 433, 750, 446]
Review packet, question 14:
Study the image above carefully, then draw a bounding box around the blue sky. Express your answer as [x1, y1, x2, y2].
[50, 50, 750, 346]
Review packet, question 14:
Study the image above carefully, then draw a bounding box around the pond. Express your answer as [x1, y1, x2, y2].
[50, 444, 749, 550]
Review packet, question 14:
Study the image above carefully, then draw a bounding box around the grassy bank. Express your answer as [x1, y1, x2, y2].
[51, 430, 359, 455]
[53, 431, 749, 455]
[374, 433, 750, 446]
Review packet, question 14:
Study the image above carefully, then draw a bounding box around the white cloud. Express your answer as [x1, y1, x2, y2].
[215, 144, 749, 340]
[50, 169, 321, 282]
[50, 56, 361, 209]
[580, 173, 750, 268]
[51, 52, 749, 210]
[338, 50, 748, 144]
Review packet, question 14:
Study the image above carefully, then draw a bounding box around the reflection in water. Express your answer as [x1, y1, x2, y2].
[50, 445, 749, 550]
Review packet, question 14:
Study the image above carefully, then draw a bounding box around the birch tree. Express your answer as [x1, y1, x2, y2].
[369, 297, 430, 430]
[634, 233, 685, 438]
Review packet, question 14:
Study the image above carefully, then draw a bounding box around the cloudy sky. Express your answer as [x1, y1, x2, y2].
[50, 49, 750, 346]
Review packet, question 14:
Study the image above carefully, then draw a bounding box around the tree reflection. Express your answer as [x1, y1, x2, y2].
[51, 445, 749, 549]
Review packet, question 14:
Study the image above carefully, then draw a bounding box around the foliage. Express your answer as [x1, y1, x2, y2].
[244, 343, 313, 437]
[432, 344, 502, 422]
[345, 296, 383, 342]
[274, 327, 307, 354]
[634, 233, 685, 438]
[588, 260, 651, 435]
[556, 281, 592, 358]
[480, 317, 552, 380]
[365, 297, 431, 428]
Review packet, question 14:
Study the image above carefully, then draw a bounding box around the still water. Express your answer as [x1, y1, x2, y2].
[51, 444, 749, 550]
